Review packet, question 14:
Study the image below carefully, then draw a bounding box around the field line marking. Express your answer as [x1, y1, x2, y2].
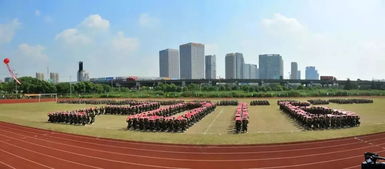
[203, 109, 224, 135]
[0, 140, 102, 169]
[0, 147, 54, 169]
[5, 124, 383, 155]
[0, 133, 186, 169]
[342, 165, 360, 169]
[0, 159, 16, 169]
[2, 121, 385, 149]
[2, 123, 385, 154]
[250, 149, 385, 169]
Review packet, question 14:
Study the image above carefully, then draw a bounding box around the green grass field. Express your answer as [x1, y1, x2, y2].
[1, 97, 385, 144]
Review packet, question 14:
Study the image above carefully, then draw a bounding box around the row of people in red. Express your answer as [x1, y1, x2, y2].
[279, 101, 360, 129]
[126, 102, 216, 132]
[234, 103, 249, 133]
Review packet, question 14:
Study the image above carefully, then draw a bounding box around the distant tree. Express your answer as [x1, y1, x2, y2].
[344, 78, 358, 90]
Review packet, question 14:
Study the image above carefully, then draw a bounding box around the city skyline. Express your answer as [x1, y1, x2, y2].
[1, 0, 385, 81]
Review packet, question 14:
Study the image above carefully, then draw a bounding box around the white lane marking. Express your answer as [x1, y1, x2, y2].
[0, 140, 102, 169]
[250, 150, 385, 169]
[204, 109, 224, 134]
[2, 124, 385, 155]
[1, 130, 385, 162]
[0, 133, 187, 169]
[4, 122, 378, 149]
[0, 159, 17, 169]
[342, 165, 360, 169]
[0, 147, 54, 169]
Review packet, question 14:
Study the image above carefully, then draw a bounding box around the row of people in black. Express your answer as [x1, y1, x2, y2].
[250, 100, 270, 106]
[308, 99, 330, 105]
[48, 107, 100, 125]
[329, 99, 373, 104]
[100, 102, 160, 115]
[217, 100, 238, 106]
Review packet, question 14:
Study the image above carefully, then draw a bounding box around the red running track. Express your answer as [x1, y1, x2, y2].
[0, 122, 384, 169]
[0, 99, 56, 104]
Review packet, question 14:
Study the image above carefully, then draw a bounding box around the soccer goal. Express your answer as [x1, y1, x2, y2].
[24, 93, 58, 102]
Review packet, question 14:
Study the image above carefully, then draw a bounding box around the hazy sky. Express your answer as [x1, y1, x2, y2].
[0, 0, 385, 81]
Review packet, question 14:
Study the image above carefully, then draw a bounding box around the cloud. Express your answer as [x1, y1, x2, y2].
[0, 19, 21, 45]
[35, 10, 41, 16]
[53, 14, 139, 77]
[138, 13, 160, 28]
[18, 43, 48, 61]
[6, 43, 50, 76]
[55, 28, 91, 46]
[111, 32, 139, 54]
[81, 14, 110, 30]
[260, 13, 385, 79]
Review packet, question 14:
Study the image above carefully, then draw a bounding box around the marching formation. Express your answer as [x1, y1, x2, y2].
[250, 100, 270, 106]
[147, 100, 184, 105]
[329, 99, 373, 104]
[234, 103, 249, 133]
[126, 102, 216, 132]
[308, 99, 329, 105]
[48, 107, 100, 125]
[100, 102, 160, 115]
[279, 101, 360, 129]
[217, 100, 238, 106]
[49, 98, 368, 132]
[57, 99, 138, 105]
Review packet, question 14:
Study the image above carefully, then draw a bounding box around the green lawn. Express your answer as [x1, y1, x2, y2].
[1, 97, 385, 145]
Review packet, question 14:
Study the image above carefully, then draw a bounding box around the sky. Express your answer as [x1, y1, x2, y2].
[0, 0, 385, 81]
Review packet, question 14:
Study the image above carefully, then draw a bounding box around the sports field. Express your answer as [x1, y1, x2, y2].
[0, 97, 385, 144]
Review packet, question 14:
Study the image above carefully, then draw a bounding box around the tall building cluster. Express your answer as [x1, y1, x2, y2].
[159, 42, 215, 79]
[35, 72, 44, 81]
[305, 66, 319, 80]
[158, 42, 321, 80]
[35, 72, 60, 83]
[50, 73, 59, 83]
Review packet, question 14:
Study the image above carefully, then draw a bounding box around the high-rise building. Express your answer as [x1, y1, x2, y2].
[159, 49, 180, 79]
[36, 72, 44, 81]
[250, 64, 258, 79]
[259, 54, 283, 79]
[49, 72, 59, 83]
[243, 64, 250, 79]
[297, 70, 301, 80]
[179, 42, 205, 79]
[243, 64, 258, 79]
[4, 77, 12, 82]
[77, 61, 89, 82]
[305, 66, 319, 80]
[225, 53, 244, 79]
[205, 55, 216, 79]
[290, 62, 299, 80]
[77, 61, 84, 81]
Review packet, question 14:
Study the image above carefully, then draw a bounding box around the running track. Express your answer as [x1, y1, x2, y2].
[0, 122, 384, 169]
